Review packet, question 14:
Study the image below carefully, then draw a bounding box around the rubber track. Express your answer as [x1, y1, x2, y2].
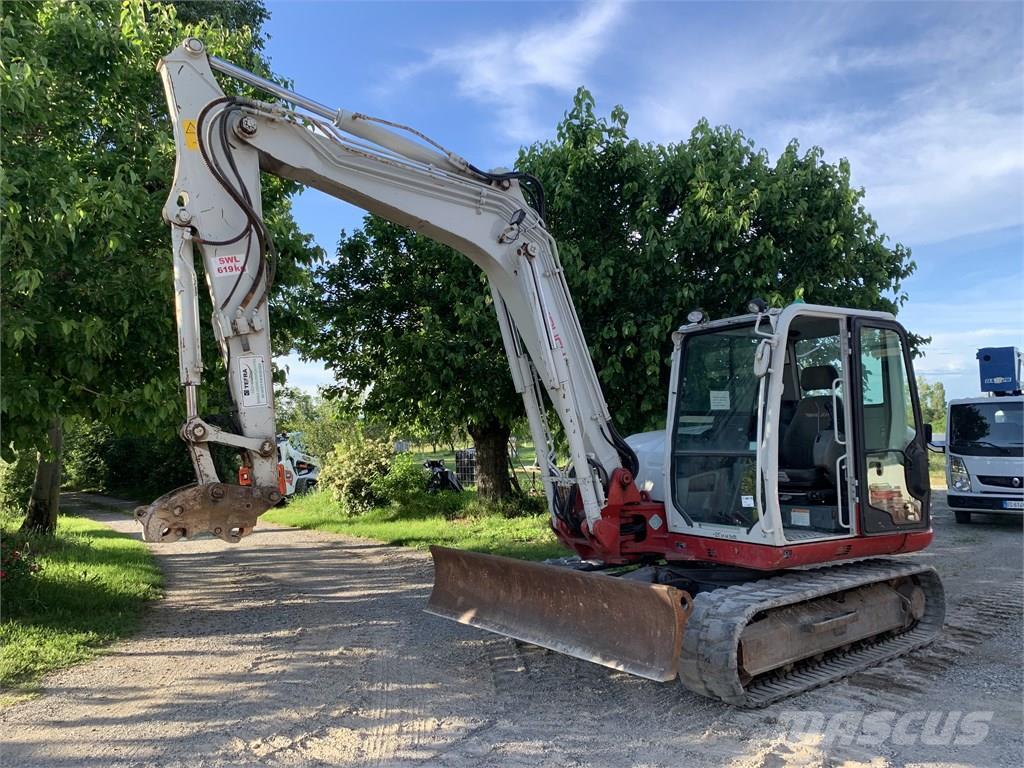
[678, 558, 945, 708]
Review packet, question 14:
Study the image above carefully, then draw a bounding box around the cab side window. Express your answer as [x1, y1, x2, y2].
[858, 327, 924, 527]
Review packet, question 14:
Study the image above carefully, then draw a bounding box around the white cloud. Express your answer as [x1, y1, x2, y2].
[900, 287, 1024, 399]
[770, 87, 1023, 245]
[629, 4, 1024, 246]
[394, 1, 625, 141]
[631, 4, 857, 139]
[367, 2, 1021, 403]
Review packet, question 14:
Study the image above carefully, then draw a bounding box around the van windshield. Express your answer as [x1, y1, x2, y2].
[949, 401, 1024, 457]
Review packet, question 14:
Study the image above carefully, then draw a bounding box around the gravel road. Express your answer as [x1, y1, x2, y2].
[1, 493, 1020, 767]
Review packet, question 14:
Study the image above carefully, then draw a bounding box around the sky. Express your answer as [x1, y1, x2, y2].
[261, 0, 1024, 401]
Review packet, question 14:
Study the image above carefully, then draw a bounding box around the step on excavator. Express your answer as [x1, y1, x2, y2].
[137, 40, 944, 706]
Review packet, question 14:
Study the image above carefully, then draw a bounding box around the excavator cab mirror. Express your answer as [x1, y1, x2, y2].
[753, 339, 772, 378]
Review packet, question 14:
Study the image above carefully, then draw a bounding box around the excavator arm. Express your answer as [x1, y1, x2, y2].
[137, 39, 634, 544]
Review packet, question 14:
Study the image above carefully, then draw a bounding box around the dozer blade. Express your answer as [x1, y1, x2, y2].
[427, 546, 693, 681]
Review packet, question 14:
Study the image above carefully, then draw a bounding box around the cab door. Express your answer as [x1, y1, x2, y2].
[850, 319, 931, 533]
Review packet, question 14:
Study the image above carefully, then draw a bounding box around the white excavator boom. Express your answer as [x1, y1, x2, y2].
[136, 38, 631, 543]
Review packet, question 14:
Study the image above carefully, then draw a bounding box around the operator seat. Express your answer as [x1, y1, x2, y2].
[779, 365, 844, 488]
[777, 359, 800, 449]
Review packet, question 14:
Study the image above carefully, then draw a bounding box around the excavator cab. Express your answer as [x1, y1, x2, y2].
[665, 303, 931, 548]
[430, 304, 943, 702]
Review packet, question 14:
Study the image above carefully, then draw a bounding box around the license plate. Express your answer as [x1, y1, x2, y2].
[1003, 500, 1024, 510]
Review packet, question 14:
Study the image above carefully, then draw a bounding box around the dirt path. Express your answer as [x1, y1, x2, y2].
[1, 494, 1020, 767]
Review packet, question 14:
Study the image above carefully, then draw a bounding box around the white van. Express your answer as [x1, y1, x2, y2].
[945, 396, 1024, 523]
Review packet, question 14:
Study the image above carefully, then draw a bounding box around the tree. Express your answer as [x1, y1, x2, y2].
[298, 89, 917, 500]
[517, 89, 916, 430]
[917, 377, 947, 432]
[1, 1, 320, 532]
[302, 219, 520, 499]
[275, 385, 317, 432]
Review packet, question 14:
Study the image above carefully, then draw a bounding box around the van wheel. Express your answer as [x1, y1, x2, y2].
[954, 510, 972, 524]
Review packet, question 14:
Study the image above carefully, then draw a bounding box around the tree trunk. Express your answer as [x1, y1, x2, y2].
[22, 417, 64, 535]
[468, 418, 511, 501]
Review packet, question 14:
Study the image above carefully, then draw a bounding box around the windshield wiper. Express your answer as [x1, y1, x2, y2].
[963, 441, 1015, 456]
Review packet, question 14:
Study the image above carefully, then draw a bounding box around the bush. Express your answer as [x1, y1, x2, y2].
[2, 419, 190, 505]
[0, 452, 36, 517]
[373, 453, 429, 504]
[64, 419, 223, 501]
[319, 433, 394, 514]
[58, 417, 203, 500]
[0, 532, 42, 592]
[308, 436, 544, 522]
[102, 434, 201, 497]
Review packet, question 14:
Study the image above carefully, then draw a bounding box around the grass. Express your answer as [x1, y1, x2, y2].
[0, 511, 163, 703]
[264, 490, 568, 561]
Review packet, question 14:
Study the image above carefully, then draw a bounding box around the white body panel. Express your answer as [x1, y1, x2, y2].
[626, 430, 667, 499]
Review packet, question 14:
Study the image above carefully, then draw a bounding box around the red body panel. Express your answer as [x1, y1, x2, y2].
[553, 469, 933, 571]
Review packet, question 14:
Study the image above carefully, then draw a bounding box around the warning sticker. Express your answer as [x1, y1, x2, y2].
[183, 119, 199, 150]
[789, 508, 811, 527]
[238, 355, 269, 408]
[709, 390, 731, 410]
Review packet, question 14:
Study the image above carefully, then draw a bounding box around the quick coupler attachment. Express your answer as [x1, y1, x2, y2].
[135, 483, 280, 543]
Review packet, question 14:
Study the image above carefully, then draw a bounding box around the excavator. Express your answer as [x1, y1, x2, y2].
[137, 39, 945, 707]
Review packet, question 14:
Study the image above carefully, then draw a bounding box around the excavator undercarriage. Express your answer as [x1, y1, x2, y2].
[429, 547, 944, 707]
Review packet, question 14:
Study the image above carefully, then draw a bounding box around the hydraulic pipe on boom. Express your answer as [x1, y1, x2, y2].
[139, 40, 945, 706]
[138, 37, 631, 545]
